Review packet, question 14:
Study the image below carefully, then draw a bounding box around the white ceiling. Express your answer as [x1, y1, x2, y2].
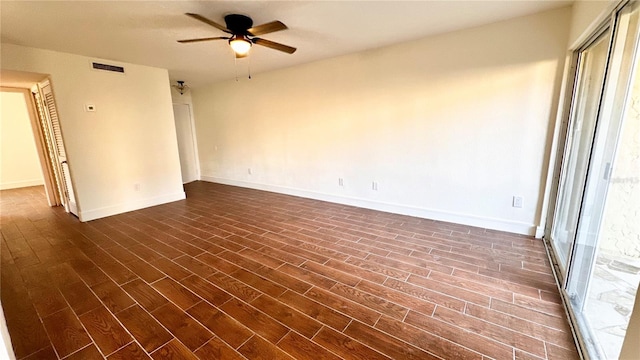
[1, 1, 571, 88]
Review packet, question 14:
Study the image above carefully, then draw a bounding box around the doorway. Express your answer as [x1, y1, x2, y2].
[172, 103, 199, 183]
[0, 71, 78, 216]
[0, 89, 44, 191]
[547, 1, 640, 358]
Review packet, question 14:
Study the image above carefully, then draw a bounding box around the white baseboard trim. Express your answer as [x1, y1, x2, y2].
[535, 226, 545, 239]
[0, 179, 44, 190]
[78, 191, 186, 222]
[201, 176, 537, 236]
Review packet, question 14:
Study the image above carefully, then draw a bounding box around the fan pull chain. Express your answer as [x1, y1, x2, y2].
[248, 55, 252, 80]
[234, 56, 239, 82]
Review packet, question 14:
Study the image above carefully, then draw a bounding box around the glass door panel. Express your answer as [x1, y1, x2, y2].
[583, 70, 640, 359]
[551, 30, 611, 270]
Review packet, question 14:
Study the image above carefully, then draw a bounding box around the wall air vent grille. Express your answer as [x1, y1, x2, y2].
[91, 62, 125, 73]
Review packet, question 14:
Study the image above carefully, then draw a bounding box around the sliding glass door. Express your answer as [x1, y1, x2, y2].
[551, 29, 611, 271]
[549, 1, 640, 358]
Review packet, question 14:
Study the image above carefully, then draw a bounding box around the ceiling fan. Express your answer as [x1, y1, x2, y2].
[178, 13, 296, 58]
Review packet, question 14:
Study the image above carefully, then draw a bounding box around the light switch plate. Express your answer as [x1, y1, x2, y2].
[513, 196, 523, 208]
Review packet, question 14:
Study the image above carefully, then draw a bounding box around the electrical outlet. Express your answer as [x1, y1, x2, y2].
[134, 183, 141, 192]
[248, 168, 252, 175]
[338, 178, 344, 187]
[372, 181, 378, 191]
[513, 196, 523, 208]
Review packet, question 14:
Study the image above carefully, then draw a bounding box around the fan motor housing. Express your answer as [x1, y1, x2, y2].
[224, 14, 253, 34]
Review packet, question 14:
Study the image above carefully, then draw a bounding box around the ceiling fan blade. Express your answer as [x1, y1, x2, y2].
[252, 38, 296, 54]
[178, 36, 229, 43]
[185, 13, 231, 33]
[247, 21, 287, 36]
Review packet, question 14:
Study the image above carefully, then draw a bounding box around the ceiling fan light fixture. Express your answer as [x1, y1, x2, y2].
[172, 80, 189, 95]
[229, 36, 252, 55]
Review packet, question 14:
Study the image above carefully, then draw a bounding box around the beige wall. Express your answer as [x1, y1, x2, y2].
[0, 90, 43, 190]
[192, 7, 571, 235]
[0, 44, 185, 221]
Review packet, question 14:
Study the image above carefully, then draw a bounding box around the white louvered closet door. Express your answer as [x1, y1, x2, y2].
[40, 81, 78, 216]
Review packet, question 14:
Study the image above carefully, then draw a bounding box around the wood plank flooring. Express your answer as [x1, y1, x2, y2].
[0, 182, 579, 359]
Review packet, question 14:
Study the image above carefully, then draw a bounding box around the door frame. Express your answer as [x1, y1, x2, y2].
[26, 86, 60, 207]
[0, 73, 78, 215]
[39, 78, 79, 215]
[29, 78, 79, 215]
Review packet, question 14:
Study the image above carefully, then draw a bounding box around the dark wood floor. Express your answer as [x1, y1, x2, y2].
[1, 181, 578, 360]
